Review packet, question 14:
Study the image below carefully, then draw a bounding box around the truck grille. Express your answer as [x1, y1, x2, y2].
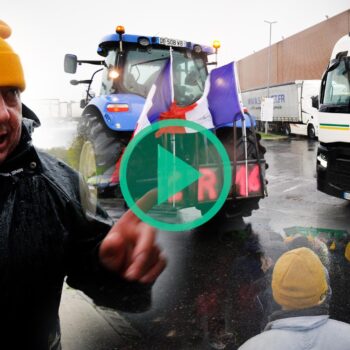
[334, 156, 350, 175]
[330, 173, 350, 190]
[329, 154, 350, 190]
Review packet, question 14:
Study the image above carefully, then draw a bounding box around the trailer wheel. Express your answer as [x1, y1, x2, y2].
[307, 124, 316, 139]
[77, 114, 132, 197]
[198, 127, 267, 220]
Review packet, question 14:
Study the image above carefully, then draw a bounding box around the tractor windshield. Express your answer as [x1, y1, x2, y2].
[102, 45, 208, 106]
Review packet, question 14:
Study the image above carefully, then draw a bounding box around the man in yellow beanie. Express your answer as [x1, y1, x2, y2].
[0, 20, 165, 350]
[239, 247, 350, 349]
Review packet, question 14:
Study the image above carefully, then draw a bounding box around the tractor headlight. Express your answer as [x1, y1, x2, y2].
[108, 69, 120, 80]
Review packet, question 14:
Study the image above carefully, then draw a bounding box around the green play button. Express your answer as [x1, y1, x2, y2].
[120, 119, 231, 231]
[157, 145, 202, 205]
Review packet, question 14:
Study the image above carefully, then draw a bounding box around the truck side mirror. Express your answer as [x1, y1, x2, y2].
[64, 54, 78, 74]
[311, 95, 319, 109]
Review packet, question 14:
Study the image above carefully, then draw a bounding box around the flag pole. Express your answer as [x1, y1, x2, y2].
[169, 47, 176, 208]
[242, 116, 249, 197]
[172, 133, 176, 207]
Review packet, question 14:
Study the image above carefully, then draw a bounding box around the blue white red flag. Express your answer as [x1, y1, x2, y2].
[112, 59, 245, 183]
[134, 57, 174, 134]
[207, 62, 245, 127]
[135, 57, 245, 134]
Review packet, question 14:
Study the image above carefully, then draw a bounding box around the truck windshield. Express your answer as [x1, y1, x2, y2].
[102, 46, 208, 106]
[323, 58, 350, 109]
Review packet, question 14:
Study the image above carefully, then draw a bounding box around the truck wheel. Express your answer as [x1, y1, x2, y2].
[307, 124, 316, 139]
[77, 114, 132, 197]
[282, 123, 291, 136]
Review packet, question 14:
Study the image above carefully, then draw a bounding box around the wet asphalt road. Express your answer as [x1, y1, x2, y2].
[61, 136, 350, 350]
[249, 137, 349, 234]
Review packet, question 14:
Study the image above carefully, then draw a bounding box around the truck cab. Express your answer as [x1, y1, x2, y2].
[317, 33, 350, 199]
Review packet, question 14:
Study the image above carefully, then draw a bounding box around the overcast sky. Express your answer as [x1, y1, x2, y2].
[2, 0, 349, 103]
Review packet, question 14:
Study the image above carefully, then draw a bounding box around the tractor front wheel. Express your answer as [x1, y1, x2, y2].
[76, 114, 132, 197]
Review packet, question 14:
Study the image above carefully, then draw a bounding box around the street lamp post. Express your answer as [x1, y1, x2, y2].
[264, 20, 277, 134]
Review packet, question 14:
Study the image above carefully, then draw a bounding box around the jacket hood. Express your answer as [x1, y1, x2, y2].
[0, 104, 41, 171]
[22, 103, 41, 136]
[266, 315, 329, 332]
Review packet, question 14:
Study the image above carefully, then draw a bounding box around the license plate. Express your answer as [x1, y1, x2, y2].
[343, 192, 350, 200]
[159, 37, 187, 48]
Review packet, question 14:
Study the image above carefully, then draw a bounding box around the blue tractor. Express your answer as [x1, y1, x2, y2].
[64, 25, 267, 218]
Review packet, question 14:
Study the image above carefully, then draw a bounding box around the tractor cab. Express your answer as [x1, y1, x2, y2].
[64, 26, 216, 132]
[100, 36, 212, 106]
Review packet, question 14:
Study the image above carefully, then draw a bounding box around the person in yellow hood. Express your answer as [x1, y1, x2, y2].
[239, 247, 350, 350]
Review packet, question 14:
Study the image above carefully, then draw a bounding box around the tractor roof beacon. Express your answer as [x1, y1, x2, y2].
[64, 25, 267, 221]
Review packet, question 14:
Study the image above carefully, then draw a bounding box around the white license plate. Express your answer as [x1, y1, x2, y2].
[159, 37, 187, 48]
[343, 192, 350, 200]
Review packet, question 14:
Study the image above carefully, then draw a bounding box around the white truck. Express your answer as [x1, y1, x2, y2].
[317, 33, 350, 200]
[241, 80, 320, 138]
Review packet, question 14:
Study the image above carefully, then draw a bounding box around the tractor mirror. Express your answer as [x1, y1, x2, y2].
[64, 54, 78, 74]
[80, 99, 87, 109]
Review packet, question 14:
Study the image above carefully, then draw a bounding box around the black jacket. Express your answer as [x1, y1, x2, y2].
[0, 106, 149, 350]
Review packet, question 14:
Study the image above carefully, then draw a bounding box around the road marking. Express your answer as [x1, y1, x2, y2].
[283, 184, 302, 193]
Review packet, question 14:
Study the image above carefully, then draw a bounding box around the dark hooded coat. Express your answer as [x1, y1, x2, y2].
[0, 106, 148, 350]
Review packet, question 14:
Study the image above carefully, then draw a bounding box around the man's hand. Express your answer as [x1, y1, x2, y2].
[98, 209, 166, 284]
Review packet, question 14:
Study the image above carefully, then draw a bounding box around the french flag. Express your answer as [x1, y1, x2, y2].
[135, 56, 245, 134]
[134, 56, 175, 134]
[111, 58, 244, 183]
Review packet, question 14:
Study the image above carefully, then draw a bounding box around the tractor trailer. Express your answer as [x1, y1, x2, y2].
[241, 80, 320, 138]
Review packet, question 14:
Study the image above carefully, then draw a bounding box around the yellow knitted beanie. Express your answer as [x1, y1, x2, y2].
[272, 247, 328, 310]
[0, 20, 25, 91]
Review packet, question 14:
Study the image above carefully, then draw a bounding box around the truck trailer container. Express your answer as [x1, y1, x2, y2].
[241, 80, 320, 138]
